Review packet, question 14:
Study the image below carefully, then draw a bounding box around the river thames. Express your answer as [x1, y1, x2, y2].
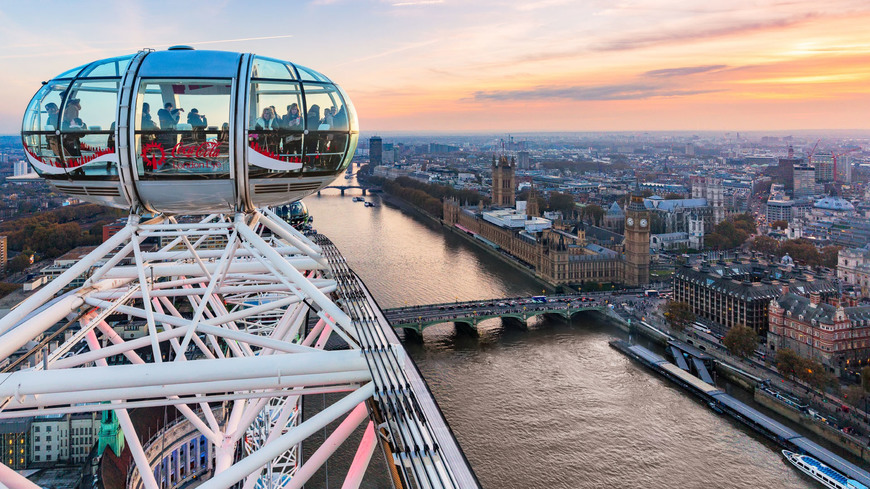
[303, 184, 815, 488]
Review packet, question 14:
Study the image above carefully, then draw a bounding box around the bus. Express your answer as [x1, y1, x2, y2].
[644, 290, 659, 297]
[531, 295, 548, 303]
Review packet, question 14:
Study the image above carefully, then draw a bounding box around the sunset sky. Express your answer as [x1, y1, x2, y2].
[3, 0, 870, 133]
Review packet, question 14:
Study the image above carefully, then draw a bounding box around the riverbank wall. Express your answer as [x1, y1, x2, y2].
[611, 339, 870, 487]
[754, 389, 870, 465]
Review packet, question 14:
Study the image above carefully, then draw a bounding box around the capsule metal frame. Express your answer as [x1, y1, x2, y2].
[21, 47, 359, 214]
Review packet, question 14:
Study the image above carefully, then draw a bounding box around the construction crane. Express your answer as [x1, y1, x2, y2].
[807, 138, 821, 164]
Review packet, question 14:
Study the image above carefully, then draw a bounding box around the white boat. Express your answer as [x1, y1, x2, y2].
[352, 196, 364, 202]
[782, 450, 869, 489]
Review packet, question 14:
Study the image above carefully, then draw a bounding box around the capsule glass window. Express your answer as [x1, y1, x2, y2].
[134, 79, 232, 180]
[57, 79, 121, 180]
[21, 81, 70, 176]
[247, 81, 305, 178]
[302, 83, 348, 173]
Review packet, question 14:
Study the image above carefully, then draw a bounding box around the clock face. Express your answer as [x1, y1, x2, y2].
[626, 217, 634, 226]
[640, 218, 648, 228]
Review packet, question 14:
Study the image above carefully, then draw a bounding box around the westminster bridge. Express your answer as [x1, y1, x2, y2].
[381, 289, 654, 337]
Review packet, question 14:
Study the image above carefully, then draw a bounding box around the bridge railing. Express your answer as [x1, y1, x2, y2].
[383, 288, 656, 314]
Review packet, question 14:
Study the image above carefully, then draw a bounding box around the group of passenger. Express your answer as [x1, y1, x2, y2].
[250, 102, 348, 160]
[253, 103, 348, 132]
[141, 102, 213, 146]
[43, 97, 88, 157]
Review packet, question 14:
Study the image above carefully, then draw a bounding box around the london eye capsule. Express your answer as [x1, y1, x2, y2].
[21, 47, 359, 214]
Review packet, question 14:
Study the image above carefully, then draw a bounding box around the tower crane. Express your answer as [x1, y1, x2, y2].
[807, 138, 821, 164]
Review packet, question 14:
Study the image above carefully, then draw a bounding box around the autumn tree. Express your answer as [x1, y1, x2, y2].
[775, 348, 803, 380]
[722, 324, 758, 358]
[733, 213, 757, 235]
[843, 385, 866, 409]
[548, 191, 577, 218]
[862, 366, 870, 392]
[6, 254, 32, 274]
[820, 246, 841, 269]
[662, 301, 695, 332]
[770, 220, 789, 230]
[779, 239, 821, 267]
[751, 235, 780, 256]
[706, 220, 749, 250]
[580, 203, 605, 226]
[799, 358, 837, 393]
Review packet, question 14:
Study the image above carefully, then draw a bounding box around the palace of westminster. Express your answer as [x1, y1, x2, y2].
[443, 156, 651, 288]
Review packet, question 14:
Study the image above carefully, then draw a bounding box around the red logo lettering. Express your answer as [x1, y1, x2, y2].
[171, 141, 221, 159]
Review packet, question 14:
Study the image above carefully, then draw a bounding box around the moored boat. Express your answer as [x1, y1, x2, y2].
[782, 450, 869, 489]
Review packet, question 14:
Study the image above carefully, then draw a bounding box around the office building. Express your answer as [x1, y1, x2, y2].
[673, 261, 837, 334]
[369, 136, 383, 166]
[813, 153, 835, 183]
[793, 164, 815, 198]
[517, 151, 530, 169]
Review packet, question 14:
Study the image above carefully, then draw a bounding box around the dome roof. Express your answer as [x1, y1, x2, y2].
[813, 197, 854, 212]
[21, 49, 358, 214]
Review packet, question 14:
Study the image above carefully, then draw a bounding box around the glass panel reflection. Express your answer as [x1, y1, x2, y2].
[135, 79, 232, 180]
[247, 81, 305, 178]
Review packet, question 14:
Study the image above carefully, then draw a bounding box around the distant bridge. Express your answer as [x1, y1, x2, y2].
[317, 185, 381, 196]
[382, 290, 649, 337]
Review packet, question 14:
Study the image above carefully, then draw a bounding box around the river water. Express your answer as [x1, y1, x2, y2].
[303, 182, 815, 488]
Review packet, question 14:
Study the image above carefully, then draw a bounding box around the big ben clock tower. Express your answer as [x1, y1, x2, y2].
[623, 189, 650, 287]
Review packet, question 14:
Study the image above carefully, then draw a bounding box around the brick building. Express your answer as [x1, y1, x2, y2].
[768, 292, 870, 375]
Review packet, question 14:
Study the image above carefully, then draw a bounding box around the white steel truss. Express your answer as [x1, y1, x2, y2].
[0, 210, 477, 489]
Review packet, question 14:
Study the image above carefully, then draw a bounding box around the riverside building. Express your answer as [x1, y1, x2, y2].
[768, 292, 870, 375]
[672, 260, 837, 334]
[444, 156, 650, 287]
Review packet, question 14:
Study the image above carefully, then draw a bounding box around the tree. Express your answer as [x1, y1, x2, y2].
[775, 348, 804, 380]
[751, 235, 780, 256]
[663, 192, 684, 200]
[733, 213, 757, 235]
[662, 301, 695, 332]
[800, 359, 836, 393]
[547, 191, 576, 217]
[0, 282, 17, 300]
[580, 204, 605, 226]
[722, 324, 758, 358]
[6, 254, 31, 274]
[862, 366, 870, 393]
[779, 239, 821, 267]
[770, 220, 789, 230]
[821, 246, 841, 269]
[843, 385, 866, 409]
[706, 220, 749, 250]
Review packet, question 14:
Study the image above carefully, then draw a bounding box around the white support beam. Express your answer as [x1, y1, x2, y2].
[281, 402, 369, 489]
[342, 421, 378, 489]
[0, 463, 42, 489]
[235, 214, 353, 329]
[201, 382, 375, 489]
[0, 350, 367, 397]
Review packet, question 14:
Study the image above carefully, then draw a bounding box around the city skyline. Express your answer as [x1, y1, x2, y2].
[3, 0, 870, 134]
